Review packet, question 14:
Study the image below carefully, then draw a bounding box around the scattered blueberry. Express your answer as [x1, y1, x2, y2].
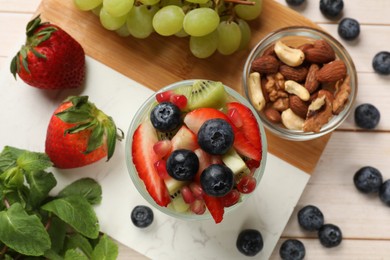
[372, 51, 390, 75]
[319, 0, 344, 18]
[338, 18, 360, 40]
[236, 229, 264, 257]
[279, 239, 306, 260]
[150, 102, 181, 132]
[354, 103, 380, 129]
[318, 224, 342, 248]
[197, 119, 234, 155]
[298, 205, 325, 231]
[353, 166, 383, 194]
[379, 180, 390, 206]
[131, 205, 154, 228]
[286, 0, 305, 6]
[167, 149, 199, 181]
[200, 164, 234, 197]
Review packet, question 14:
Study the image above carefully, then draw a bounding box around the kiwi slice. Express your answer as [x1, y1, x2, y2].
[187, 80, 227, 111]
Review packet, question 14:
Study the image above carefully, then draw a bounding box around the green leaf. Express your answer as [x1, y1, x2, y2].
[2, 187, 28, 208]
[44, 249, 64, 260]
[56, 110, 92, 124]
[0, 203, 51, 256]
[86, 124, 104, 154]
[25, 170, 57, 208]
[47, 216, 67, 254]
[0, 167, 24, 188]
[58, 178, 102, 205]
[0, 146, 25, 172]
[65, 233, 93, 258]
[41, 196, 99, 239]
[64, 249, 89, 260]
[17, 150, 53, 172]
[91, 234, 118, 260]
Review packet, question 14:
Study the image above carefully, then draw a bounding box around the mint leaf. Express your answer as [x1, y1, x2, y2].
[91, 234, 119, 260]
[0, 146, 24, 172]
[41, 196, 99, 239]
[64, 249, 89, 260]
[17, 150, 52, 172]
[58, 178, 102, 205]
[47, 216, 67, 253]
[65, 233, 93, 258]
[25, 170, 57, 208]
[44, 249, 64, 260]
[0, 203, 51, 256]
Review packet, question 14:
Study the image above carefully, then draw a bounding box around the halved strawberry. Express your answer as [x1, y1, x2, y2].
[203, 194, 224, 224]
[194, 148, 212, 182]
[171, 125, 199, 151]
[132, 120, 171, 207]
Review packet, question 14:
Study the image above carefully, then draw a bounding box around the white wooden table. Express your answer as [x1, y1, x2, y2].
[1, 0, 389, 259]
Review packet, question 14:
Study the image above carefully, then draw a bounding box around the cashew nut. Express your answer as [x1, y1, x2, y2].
[248, 72, 266, 111]
[284, 80, 310, 101]
[274, 41, 305, 67]
[307, 95, 326, 117]
[281, 108, 305, 130]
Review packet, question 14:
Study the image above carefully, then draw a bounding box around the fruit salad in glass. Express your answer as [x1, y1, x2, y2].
[126, 80, 267, 223]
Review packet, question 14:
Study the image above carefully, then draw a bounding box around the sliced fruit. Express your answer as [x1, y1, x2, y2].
[169, 196, 190, 213]
[184, 107, 230, 134]
[153, 140, 172, 159]
[132, 121, 171, 207]
[171, 125, 199, 151]
[222, 148, 249, 174]
[203, 194, 224, 224]
[186, 80, 227, 111]
[194, 148, 212, 182]
[164, 176, 187, 199]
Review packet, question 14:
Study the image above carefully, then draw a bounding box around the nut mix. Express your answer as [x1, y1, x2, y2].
[248, 39, 351, 132]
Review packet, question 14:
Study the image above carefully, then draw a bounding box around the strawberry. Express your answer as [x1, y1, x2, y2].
[45, 96, 123, 169]
[171, 125, 199, 151]
[10, 15, 85, 90]
[132, 120, 171, 207]
[203, 194, 224, 224]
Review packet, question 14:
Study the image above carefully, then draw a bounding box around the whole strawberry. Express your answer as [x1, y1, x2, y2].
[10, 15, 85, 90]
[45, 96, 124, 169]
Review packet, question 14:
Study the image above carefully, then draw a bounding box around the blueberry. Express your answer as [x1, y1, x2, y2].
[150, 102, 181, 132]
[379, 180, 390, 206]
[279, 239, 305, 260]
[200, 164, 234, 197]
[166, 149, 199, 181]
[318, 224, 342, 248]
[298, 205, 325, 231]
[197, 119, 234, 155]
[353, 166, 383, 194]
[286, 0, 305, 6]
[131, 205, 154, 228]
[372, 51, 390, 75]
[236, 229, 263, 257]
[354, 103, 380, 129]
[319, 0, 344, 18]
[338, 18, 360, 40]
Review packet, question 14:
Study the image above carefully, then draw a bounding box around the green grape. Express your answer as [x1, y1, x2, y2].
[139, 0, 160, 5]
[127, 5, 158, 39]
[189, 30, 218, 58]
[74, 0, 102, 11]
[186, 0, 209, 4]
[103, 0, 134, 17]
[91, 4, 102, 16]
[152, 5, 185, 36]
[237, 19, 251, 50]
[234, 0, 262, 21]
[217, 21, 241, 55]
[160, 0, 182, 6]
[199, 0, 213, 8]
[116, 24, 131, 37]
[100, 7, 127, 30]
[183, 8, 220, 37]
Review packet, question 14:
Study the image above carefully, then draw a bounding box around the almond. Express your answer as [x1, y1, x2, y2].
[297, 43, 314, 52]
[316, 60, 347, 82]
[264, 107, 281, 123]
[251, 55, 279, 74]
[304, 64, 320, 93]
[304, 45, 335, 64]
[289, 95, 309, 119]
[314, 39, 335, 58]
[262, 44, 275, 57]
[279, 65, 308, 82]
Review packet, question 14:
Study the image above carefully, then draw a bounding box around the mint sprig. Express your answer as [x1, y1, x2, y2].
[0, 146, 118, 259]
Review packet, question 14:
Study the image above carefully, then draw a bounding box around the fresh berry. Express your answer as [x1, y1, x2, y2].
[227, 108, 243, 128]
[181, 186, 196, 204]
[197, 119, 234, 155]
[338, 18, 360, 40]
[156, 90, 174, 103]
[354, 103, 380, 129]
[319, 0, 344, 18]
[221, 189, 240, 207]
[170, 125, 199, 151]
[379, 180, 390, 206]
[203, 194, 224, 223]
[286, 0, 305, 6]
[279, 239, 305, 260]
[154, 160, 170, 179]
[184, 107, 231, 134]
[150, 102, 181, 132]
[153, 140, 172, 159]
[353, 166, 383, 193]
[318, 224, 342, 248]
[166, 149, 199, 181]
[45, 96, 122, 169]
[190, 199, 206, 214]
[297, 205, 324, 231]
[194, 148, 212, 181]
[200, 164, 234, 197]
[236, 229, 264, 257]
[10, 16, 85, 90]
[237, 175, 257, 194]
[132, 120, 171, 207]
[170, 94, 188, 110]
[131, 205, 154, 228]
[189, 182, 205, 200]
[372, 51, 390, 75]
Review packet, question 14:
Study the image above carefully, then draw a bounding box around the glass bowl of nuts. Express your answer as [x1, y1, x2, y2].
[243, 26, 358, 141]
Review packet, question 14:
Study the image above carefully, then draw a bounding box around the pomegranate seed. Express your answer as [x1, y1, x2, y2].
[190, 199, 206, 215]
[237, 175, 257, 194]
[227, 108, 243, 128]
[170, 94, 187, 110]
[246, 159, 260, 170]
[156, 90, 173, 103]
[154, 160, 169, 179]
[221, 189, 241, 207]
[181, 186, 196, 204]
[153, 140, 172, 159]
[189, 182, 204, 199]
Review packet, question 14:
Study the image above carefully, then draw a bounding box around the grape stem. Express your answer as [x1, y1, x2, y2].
[224, 0, 255, 5]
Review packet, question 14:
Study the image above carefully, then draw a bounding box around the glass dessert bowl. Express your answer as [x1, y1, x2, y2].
[243, 26, 357, 141]
[125, 79, 267, 223]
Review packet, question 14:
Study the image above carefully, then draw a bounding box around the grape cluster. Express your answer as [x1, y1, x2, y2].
[74, 0, 263, 58]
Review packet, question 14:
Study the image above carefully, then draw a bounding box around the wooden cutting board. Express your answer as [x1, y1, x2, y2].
[36, 0, 331, 175]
